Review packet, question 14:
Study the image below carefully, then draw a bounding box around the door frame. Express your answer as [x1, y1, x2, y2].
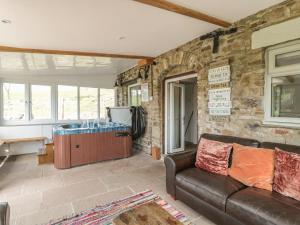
[164, 73, 198, 155]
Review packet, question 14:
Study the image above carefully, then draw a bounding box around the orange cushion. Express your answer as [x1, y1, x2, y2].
[228, 144, 275, 191]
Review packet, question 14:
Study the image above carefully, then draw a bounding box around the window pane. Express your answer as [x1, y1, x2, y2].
[53, 55, 74, 69]
[130, 85, 141, 106]
[80, 87, 98, 119]
[100, 89, 115, 119]
[2, 83, 26, 120]
[75, 56, 94, 67]
[272, 75, 300, 117]
[31, 85, 52, 120]
[0, 53, 24, 70]
[25, 54, 48, 70]
[275, 50, 300, 67]
[58, 85, 78, 120]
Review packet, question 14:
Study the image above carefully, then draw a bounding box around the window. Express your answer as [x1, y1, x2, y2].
[2, 83, 26, 121]
[80, 87, 98, 119]
[1, 82, 115, 124]
[58, 85, 78, 120]
[265, 40, 300, 126]
[31, 85, 52, 120]
[100, 88, 115, 119]
[128, 84, 142, 106]
[271, 75, 300, 118]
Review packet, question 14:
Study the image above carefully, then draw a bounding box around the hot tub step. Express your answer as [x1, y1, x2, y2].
[38, 143, 54, 165]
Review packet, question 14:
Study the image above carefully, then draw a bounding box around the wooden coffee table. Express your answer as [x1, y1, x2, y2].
[113, 202, 183, 225]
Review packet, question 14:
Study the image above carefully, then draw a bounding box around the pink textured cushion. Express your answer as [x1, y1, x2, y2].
[273, 148, 300, 201]
[195, 138, 233, 175]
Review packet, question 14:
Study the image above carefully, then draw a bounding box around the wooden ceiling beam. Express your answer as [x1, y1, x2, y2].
[133, 0, 231, 27]
[0, 45, 154, 60]
[138, 58, 154, 66]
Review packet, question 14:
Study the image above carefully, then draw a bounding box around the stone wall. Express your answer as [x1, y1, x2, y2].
[116, 0, 300, 154]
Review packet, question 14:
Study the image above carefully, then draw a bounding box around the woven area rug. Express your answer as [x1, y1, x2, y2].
[46, 190, 192, 225]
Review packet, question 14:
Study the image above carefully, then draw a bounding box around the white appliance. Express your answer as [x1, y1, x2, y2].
[108, 106, 132, 126]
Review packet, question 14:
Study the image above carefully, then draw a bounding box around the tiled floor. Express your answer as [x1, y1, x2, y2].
[0, 151, 215, 225]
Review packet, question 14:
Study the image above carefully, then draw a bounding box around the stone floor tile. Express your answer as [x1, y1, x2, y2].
[14, 203, 73, 225]
[129, 178, 167, 197]
[100, 171, 144, 190]
[61, 167, 105, 185]
[22, 174, 64, 194]
[5, 192, 43, 218]
[0, 181, 23, 199]
[42, 179, 107, 208]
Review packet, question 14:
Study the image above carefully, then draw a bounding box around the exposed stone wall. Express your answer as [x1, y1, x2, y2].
[116, 0, 300, 154]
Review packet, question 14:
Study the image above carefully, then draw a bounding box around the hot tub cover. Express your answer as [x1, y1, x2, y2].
[53, 122, 130, 136]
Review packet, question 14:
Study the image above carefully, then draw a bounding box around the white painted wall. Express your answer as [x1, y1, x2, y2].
[0, 125, 53, 156]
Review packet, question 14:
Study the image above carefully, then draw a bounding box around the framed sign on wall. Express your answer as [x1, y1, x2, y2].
[208, 65, 232, 116]
[208, 65, 231, 84]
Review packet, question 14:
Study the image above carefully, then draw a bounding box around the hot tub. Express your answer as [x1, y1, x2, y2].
[53, 122, 132, 169]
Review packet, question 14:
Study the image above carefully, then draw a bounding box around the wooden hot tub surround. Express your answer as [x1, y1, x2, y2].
[53, 122, 132, 169]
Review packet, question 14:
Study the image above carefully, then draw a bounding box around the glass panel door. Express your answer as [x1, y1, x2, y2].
[169, 83, 185, 153]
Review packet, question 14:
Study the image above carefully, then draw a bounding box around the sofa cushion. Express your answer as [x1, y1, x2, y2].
[273, 148, 300, 201]
[227, 187, 300, 225]
[228, 144, 275, 191]
[195, 138, 233, 175]
[176, 168, 246, 211]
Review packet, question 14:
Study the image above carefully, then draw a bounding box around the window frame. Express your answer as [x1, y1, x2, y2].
[264, 39, 300, 127]
[29, 83, 55, 124]
[56, 84, 79, 122]
[0, 80, 116, 126]
[128, 83, 142, 106]
[79, 86, 99, 120]
[0, 80, 28, 126]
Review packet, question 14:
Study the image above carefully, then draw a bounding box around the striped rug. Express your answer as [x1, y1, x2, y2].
[47, 190, 192, 225]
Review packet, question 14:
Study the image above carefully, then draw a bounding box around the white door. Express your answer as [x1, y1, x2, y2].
[169, 83, 185, 153]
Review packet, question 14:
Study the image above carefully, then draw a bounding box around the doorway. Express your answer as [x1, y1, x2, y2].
[165, 74, 198, 154]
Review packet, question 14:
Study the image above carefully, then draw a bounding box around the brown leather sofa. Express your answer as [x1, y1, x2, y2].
[164, 133, 300, 225]
[0, 202, 9, 225]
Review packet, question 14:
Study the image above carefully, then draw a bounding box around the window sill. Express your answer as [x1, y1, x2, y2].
[262, 121, 300, 130]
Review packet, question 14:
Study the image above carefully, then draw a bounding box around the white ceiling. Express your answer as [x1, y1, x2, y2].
[0, 52, 138, 76]
[0, 0, 284, 77]
[169, 0, 284, 22]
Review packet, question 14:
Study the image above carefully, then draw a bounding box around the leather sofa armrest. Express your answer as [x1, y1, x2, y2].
[0, 202, 9, 225]
[164, 150, 197, 197]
